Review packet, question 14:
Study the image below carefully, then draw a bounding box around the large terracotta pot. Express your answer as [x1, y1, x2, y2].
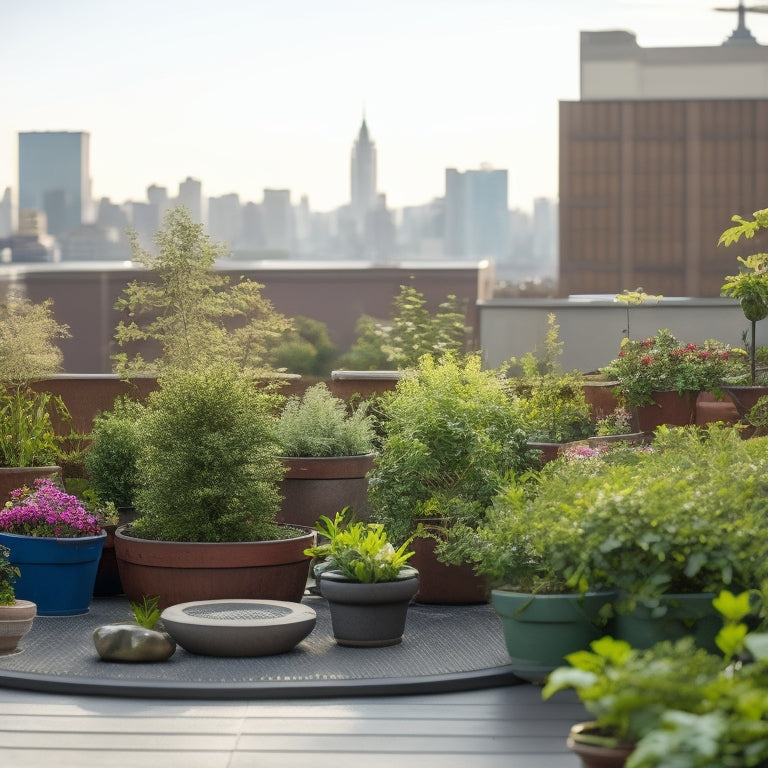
[0, 466, 61, 505]
[114, 525, 316, 609]
[277, 454, 375, 527]
[581, 379, 620, 421]
[567, 723, 633, 768]
[0, 599, 36, 655]
[410, 524, 489, 605]
[635, 390, 698, 433]
[721, 385, 768, 419]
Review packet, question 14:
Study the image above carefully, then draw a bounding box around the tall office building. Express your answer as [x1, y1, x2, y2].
[350, 118, 377, 238]
[208, 193, 242, 248]
[0, 188, 11, 238]
[177, 177, 203, 223]
[444, 166, 509, 261]
[559, 8, 768, 297]
[262, 189, 293, 252]
[18, 131, 91, 237]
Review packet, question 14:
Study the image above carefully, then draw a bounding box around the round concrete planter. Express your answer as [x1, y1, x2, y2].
[0, 599, 36, 655]
[114, 525, 316, 610]
[277, 454, 375, 527]
[160, 599, 317, 657]
[319, 568, 419, 647]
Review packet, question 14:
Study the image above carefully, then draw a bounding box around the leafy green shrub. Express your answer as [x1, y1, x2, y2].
[269, 316, 336, 376]
[276, 383, 375, 457]
[0, 544, 19, 605]
[84, 397, 145, 507]
[369, 353, 534, 545]
[131, 364, 286, 543]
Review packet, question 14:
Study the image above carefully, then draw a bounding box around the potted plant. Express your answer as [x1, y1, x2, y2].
[444, 459, 618, 682]
[275, 382, 377, 527]
[506, 314, 595, 462]
[114, 363, 316, 609]
[541, 424, 768, 650]
[542, 590, 768, 768]
[718, 207, 768, 414]
[305, 510, 418, 647]
[588, 407, 646, 447]
[600, 329, 739, 432]
[0, 478, 106, 615]
[369, 353, 535, 604]
[0, 294, 71, 501]
[93, 595, 176, 662]
[0, 542, 35, 655]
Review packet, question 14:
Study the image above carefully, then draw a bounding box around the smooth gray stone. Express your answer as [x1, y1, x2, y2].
[92, 623, 176, 662]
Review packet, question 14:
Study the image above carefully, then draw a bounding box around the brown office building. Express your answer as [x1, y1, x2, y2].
[559, 16, 768, 298]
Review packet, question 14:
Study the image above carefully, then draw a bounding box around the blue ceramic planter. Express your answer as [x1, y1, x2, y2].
[0, 531, 106, 615]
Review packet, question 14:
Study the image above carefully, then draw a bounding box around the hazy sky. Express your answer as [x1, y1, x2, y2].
[4, 0, 766, 213]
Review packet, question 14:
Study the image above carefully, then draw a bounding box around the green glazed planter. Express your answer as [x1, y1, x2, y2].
[612, 593, 721, 652]
[491, 589, 616, 683]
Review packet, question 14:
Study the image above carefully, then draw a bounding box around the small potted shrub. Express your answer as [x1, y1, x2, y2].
[275, 383, 377, 526]
[0, 479, 106, 615]
[0, 543, 35, 654]
[306, 510, 418, 647]
[114, 363, 316, 609]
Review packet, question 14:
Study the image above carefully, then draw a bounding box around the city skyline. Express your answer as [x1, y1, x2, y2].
[5, 1, 768, 214]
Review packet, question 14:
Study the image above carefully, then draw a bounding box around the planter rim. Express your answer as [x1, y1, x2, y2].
[115, 523, 312, 547]
[492, 588, 616, 600]
[0, 465, 61, 473]
[320, 565, 419, 584]
[0, 530, 107, 544]
[279, 453, 375, 479]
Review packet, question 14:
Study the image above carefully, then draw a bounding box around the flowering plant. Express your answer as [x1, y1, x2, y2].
[0, 544, 19, 605]
[600, 329, 743, 408]
[0, 479, 103, 538]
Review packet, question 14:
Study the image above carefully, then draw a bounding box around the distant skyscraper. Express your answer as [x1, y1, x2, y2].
[532, 197, 558, 278]
[0, 188, 11, 238]
[208, 193, 241, 248]
[18, 131, 91, 237]
[444, 166, 509, 261]
[350, 118, 377, 238]
[262, 189, 293, 252]
[177, 177, 202, 223]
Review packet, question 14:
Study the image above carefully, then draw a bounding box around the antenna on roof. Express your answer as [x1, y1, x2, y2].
[714, 1, 768, 44]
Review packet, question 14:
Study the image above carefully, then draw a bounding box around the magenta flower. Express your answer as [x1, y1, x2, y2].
[0, 479, 102, 538]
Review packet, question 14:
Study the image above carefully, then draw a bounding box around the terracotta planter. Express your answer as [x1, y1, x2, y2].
[0, 599, 36, 655]
[721, 385, 768, 419]
[635, 390, 698, 433]
[410, 524, 489, 605]
[567, 723, 634, 768]
[581, 380, 620, 421]
[114, 525, 316, 609]
[277, 454, 375, 527]
[0, 466, 61, 505]
[526, 441, 564, 466]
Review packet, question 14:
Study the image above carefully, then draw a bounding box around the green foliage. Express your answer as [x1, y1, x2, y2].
[269, 316, 337, 376]
[84, 397, 145, 507]
[0, 387, 69, 468]
[0, 544, 18, 605]
[0, 294, 69, 384]
[601, 329, 743, 408]
[543, 590, 768, 767]
[595, 407, 634, 436]
[130, 595, 161, 630]
[614, 288, 662, 340]
[276, 383, 376, 457]
[718, 208, 768, 384]
[369, 353, 535, 546]
[304, 509, 415, 583]
[131, 364, 286, 543]
[454, 425, 768, 602]
[340, 285, 469, 370]
[505, 315, 594, 443]
[113, 206, 292, 376]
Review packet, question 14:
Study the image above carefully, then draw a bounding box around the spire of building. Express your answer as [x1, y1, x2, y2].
[715, 1, 768, 45]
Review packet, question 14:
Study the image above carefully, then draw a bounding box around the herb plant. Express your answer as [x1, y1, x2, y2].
[275, 383, 376, 457]
[130, 595, 162, 630]
[305, 510, 415, 583]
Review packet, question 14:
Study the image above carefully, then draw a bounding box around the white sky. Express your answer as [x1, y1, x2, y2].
[3, 0, 766, 214]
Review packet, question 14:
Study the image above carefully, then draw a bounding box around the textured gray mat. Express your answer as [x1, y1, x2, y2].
[0, 595, 521, 699]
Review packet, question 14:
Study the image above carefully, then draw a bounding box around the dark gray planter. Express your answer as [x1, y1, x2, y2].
[319, 567, 419, 647]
